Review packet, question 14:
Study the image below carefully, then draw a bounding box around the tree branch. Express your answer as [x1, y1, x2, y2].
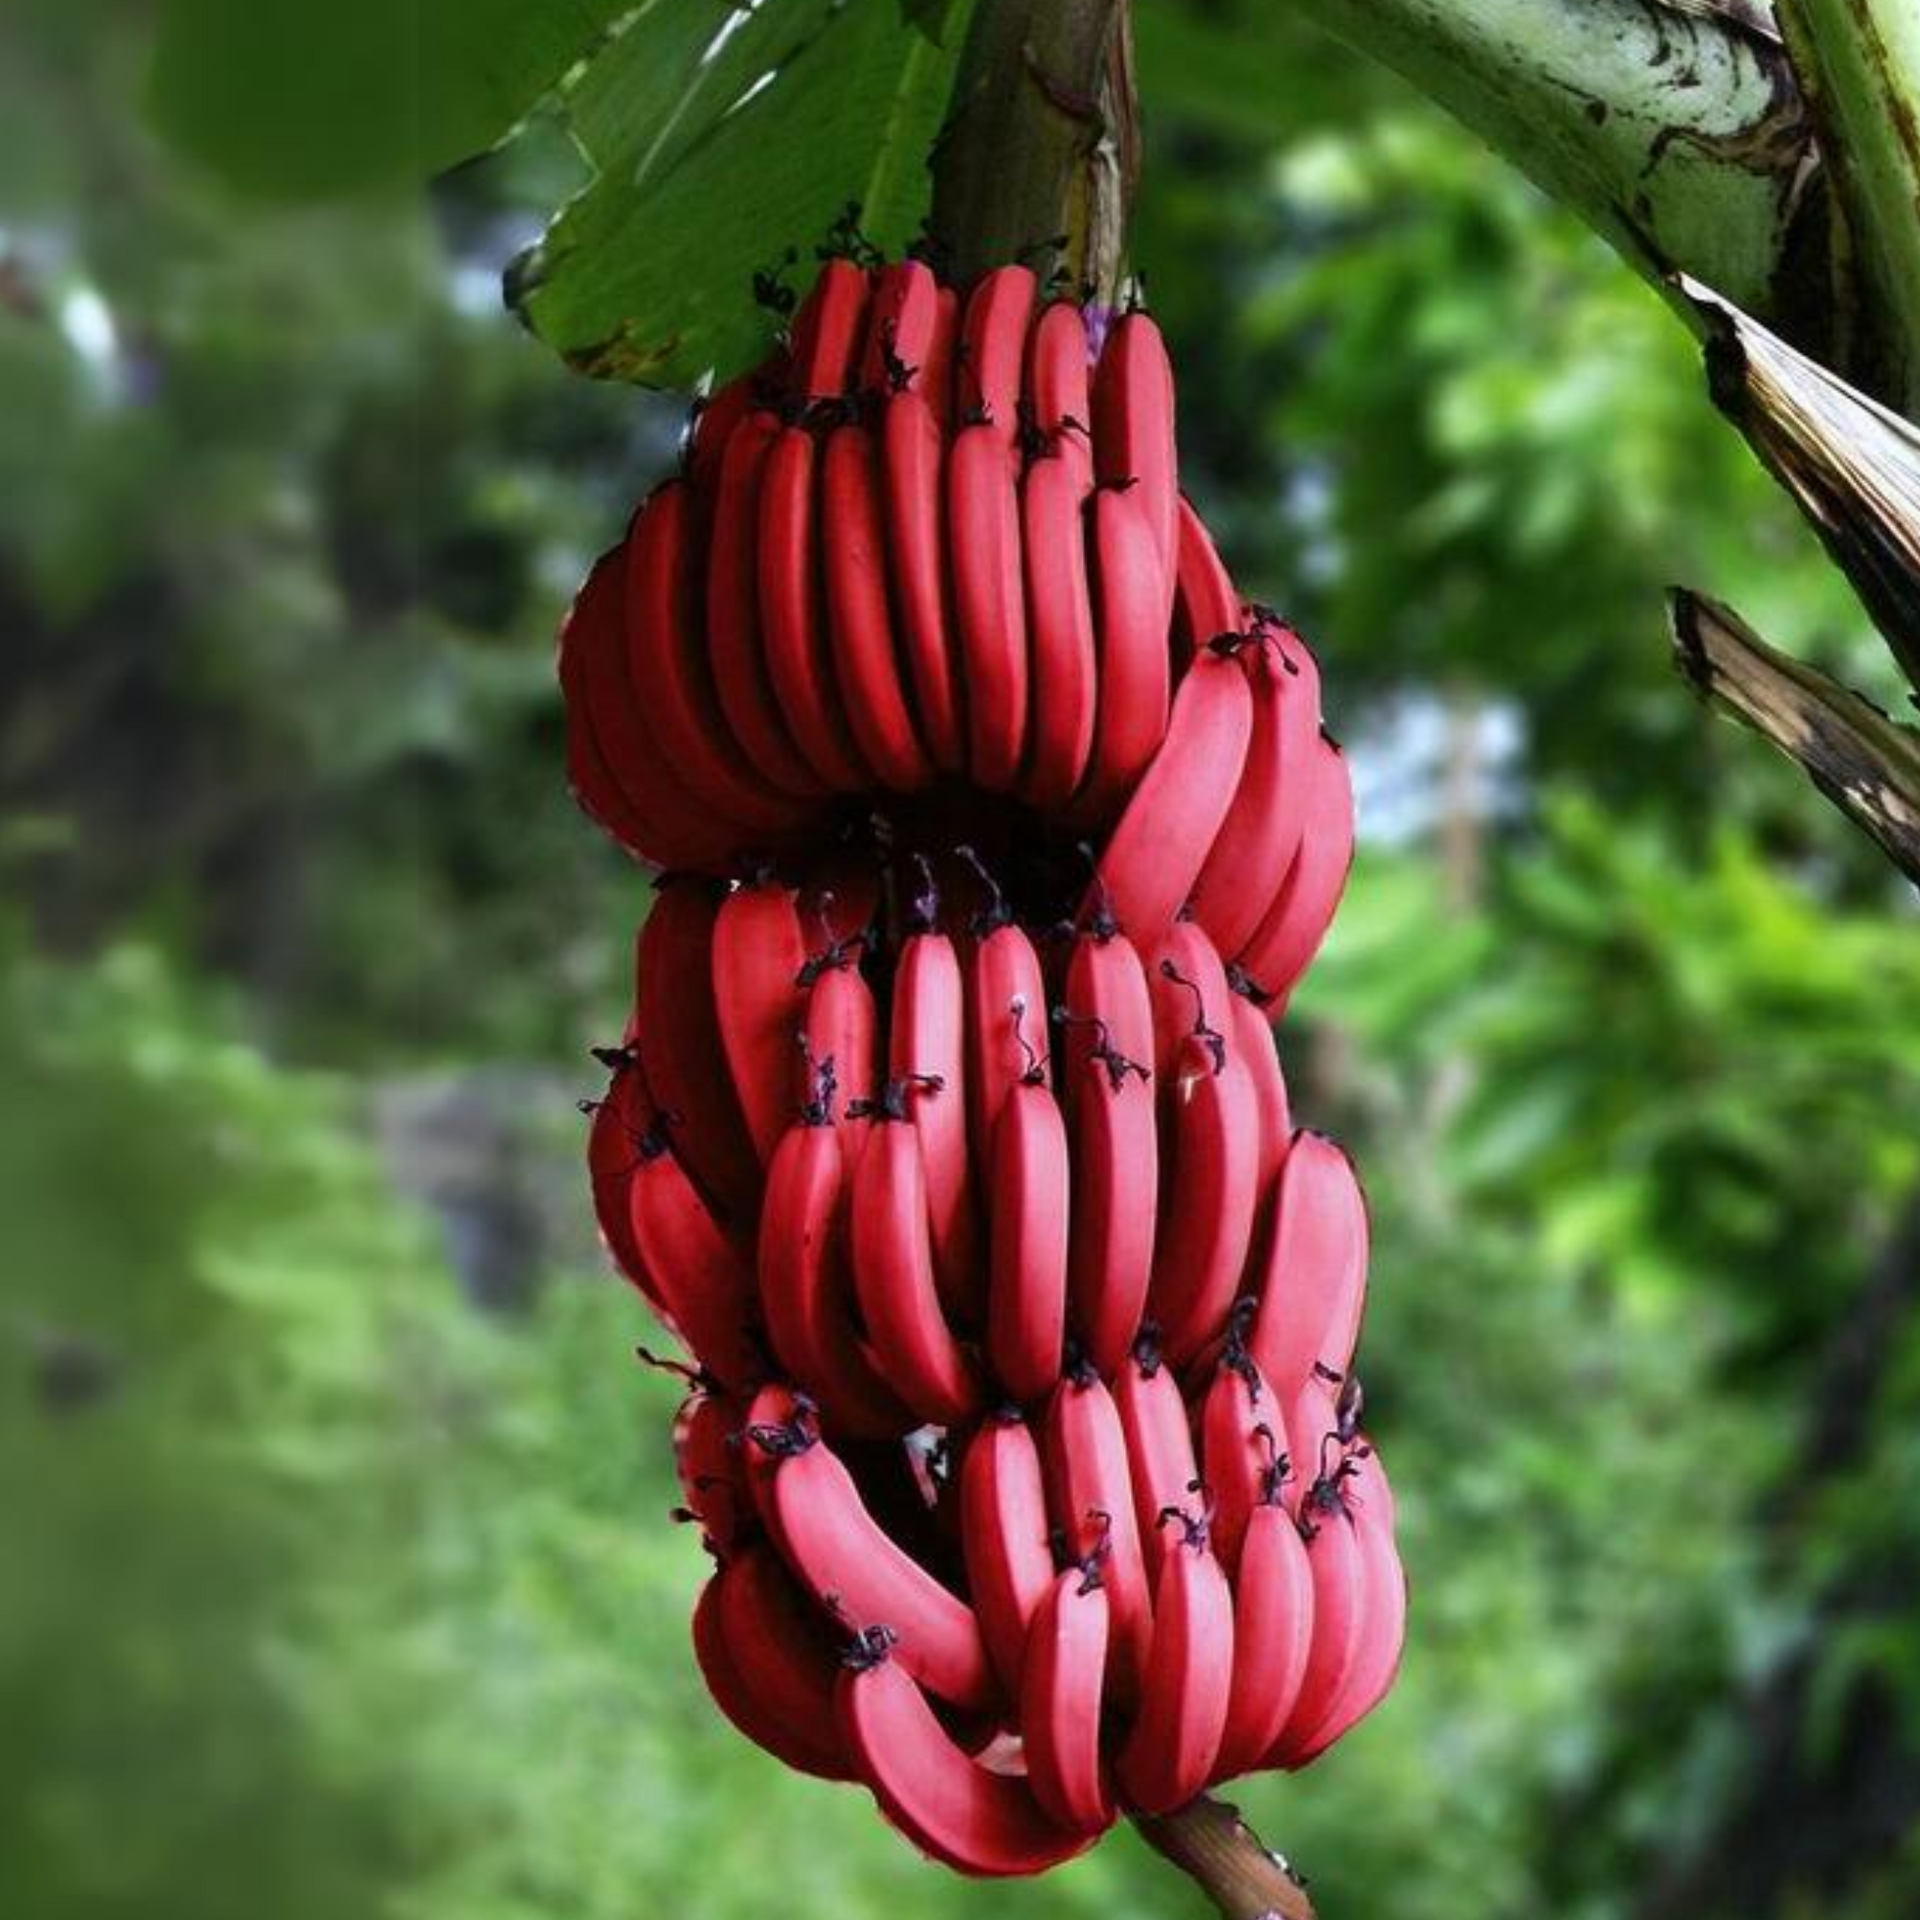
[1670, 589, 1920, 881]
[928, 0, 1137, 300]
[1286, 1, 1839, 372]
[1133, 1794, 1320, 1920]
[1775, 0, 1920, 415]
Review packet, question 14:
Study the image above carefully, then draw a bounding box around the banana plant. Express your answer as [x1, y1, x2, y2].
[143, 3, 1920, 1912]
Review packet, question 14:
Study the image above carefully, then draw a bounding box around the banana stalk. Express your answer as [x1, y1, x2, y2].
[1775, 0, 1920, 416]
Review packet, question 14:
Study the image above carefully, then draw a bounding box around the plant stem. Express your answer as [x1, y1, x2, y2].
[1134, 1794, 1321, 1920]
[1775, 0, 1920, 416]
[928, 0, 1138, 301]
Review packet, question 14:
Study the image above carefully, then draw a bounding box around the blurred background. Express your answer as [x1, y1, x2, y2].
[4, 3, 1919, 1917]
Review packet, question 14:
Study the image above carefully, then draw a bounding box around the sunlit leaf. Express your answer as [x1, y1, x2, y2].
[507, 0, 975, 386]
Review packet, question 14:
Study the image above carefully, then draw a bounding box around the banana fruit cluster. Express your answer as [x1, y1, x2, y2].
[565, 254, 1405, 1876]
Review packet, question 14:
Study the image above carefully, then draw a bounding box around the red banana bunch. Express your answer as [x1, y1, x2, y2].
[566, 248, 1403, 1878]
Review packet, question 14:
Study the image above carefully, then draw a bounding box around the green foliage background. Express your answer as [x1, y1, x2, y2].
[4, 4, 1918, 1917]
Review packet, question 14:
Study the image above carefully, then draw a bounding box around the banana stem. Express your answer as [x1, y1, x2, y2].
[928, 0, 1139, 301]
[1775, 0, 1920, 417]
[1133, 1795, 1321, 1920]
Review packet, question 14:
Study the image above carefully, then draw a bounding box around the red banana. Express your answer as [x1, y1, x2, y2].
[1017, 449, 1099, 810]
[585, 1049, 662, 1309]
[707, 406, 827, 796]
[849, 1094, 984, 1426]
[1284, 1438, 1407, 1765]
[787, 257, 870, 400]
[1114, 1341, 1201, 1587]
[634, 884, 762, 1221]
[1113, 1499, 1234, 1814]
[1091, 642, 1254, 943]
[568, 270, 1401, 1832]
[1057, 924, 1157, 1112]
[949, 421, 1029, 789]
[625, 482, 806, 836]
[923, 283, 962, 430]
[986, 1075, 1070, 1405]
[758, 1099, 913, 1438]
[1061, 1020, 1157, 1378]
[890, 913, 983, 1323]
[1189, 611, 1322, 957]
[675, 1388, 753, 1551]
[799, 935, 878, 1137]
[683, 363, 761, 498]
[1020, 1566, 1116, 1835]
[859, 259, 944, 395]
[1091, 308, 1178, 574]
[1073, 485, 1171, 824]
[1040, 1370, 1153, 1706]
[758, 424, 872, 791]
[1248, 1130, 1371, 1398]
[956, 264, 1036, 448]
[1052, 917, 1152, 1382]
[882, 389, 967, 773]
[963, 908, 1048, 1173]
[1230, 986, 1293, 1207]
[626, 1121, 764, 1391]
[1146, 919, 1234, 1085]
[714, 1538, 857, 1780]
[1280, 1373, 1343, 1525]
[837, 1636, 1091, 1875]
[1025, 298, 1095, 489]
[557, 555, 663, 862]
[559, 691, 652, 862]
[739, 1381, 806, 1550]
[1171, 491, 1240, 658]
[1235, 728, 1356, 1006]
[1198, 1323, 1286, 1575]
[823, 420, 935, 792]
[1266, 1450, 1368, 1767]
[1212, 1498, 1315, 1781]
[563, 545, 742, 869]
[693, 1569, 850, 1781]
[711, 879, 811, 1167]
[1144, 1030, 1260, 1367]
[957, 1410, 1056, 1698]
[747, 1405, 998, 1711]
[867, 259, 960, 775]
[1089, 494, 1253, 933]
